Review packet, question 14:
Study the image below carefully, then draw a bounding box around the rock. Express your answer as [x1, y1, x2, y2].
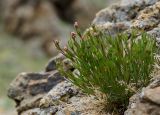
[45, 53, 73, 72]
[8, 71, 65, 114]
[39, 81, 79, 108]
[22, 107, 58, 115]
[121, 0, 159, 6]
[125, 78, 160, 115]
[93, 0, 160, 44]
[143, 87, 160, 105]
[45, 53, 65, 72]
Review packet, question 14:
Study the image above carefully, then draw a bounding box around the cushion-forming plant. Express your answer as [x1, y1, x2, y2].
[54, 23, 157, 111]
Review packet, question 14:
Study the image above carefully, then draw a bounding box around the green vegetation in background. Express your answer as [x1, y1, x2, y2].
[55, 24, 157, 114]
[0, 31, 49, 111]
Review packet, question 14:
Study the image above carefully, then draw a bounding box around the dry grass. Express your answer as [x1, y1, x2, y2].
[62, 94, 108, 115]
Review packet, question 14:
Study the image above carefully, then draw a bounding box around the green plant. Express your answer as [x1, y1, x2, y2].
[54, 23, 157, 112]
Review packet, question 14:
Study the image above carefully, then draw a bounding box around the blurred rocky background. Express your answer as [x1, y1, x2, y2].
[4, 0, 118, 56]
[0, 0, 118, 114]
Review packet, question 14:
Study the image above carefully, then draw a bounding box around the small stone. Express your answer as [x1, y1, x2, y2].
[45, 53, 65, 72]
[142, 87, 160, 105]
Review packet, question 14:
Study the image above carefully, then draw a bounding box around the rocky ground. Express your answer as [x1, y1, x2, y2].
[8, 0, 160, 115]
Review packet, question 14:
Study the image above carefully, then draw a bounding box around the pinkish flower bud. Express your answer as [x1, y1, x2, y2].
[74, 21, 78, 29]
[63, 46, 68, 51]
[71, 32, 76, 40]
[53, 40, 61, 50]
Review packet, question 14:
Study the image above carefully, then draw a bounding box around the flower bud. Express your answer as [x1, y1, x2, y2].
[63, 46, 68, 51]
[74, 21, 78, 29]
[54, 40, 59, 45]
[53, 40, 61, 49]
[71, 32, 76, 40]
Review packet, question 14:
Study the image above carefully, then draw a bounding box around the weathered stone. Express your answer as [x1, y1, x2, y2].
[21, 106, 58, 115]
[8, 71, 65, 114]
[39, 81, 79, 108]
[93, 0, 160, 40]
[121, 0, 159, 6]
[45, 53, 74, 72]
[142, 87, 160, 105]
[45, 53, 65, 72]
[125, 78, 160, 115]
